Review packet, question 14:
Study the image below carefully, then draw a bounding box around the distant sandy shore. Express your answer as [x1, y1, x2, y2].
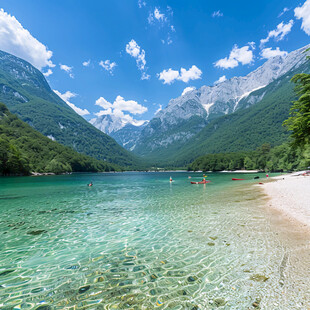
[261, 172, 310, 231]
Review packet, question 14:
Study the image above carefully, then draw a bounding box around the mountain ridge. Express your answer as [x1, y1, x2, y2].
[0, 50, 140, 168]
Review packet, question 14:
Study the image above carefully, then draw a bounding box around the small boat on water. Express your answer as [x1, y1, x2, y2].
[232, 178, 245, 181]
[191, 180, 211, 184]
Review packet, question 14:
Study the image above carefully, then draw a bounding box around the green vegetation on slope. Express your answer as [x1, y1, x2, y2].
[0, 103, 120, 175]
[143, 62, 310, 167]
[284, 73, 310, 147]
[188, 143, 310, 172]
[0, 50, 140, 168]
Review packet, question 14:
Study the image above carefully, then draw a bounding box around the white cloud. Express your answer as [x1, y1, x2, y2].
[182, 86, 196, 96]
[158, 65, 202, 84]
[214, 44, 254, 69]
[154, 8, 165, 21]
[260, 47, 288, 59]
[43, 69, 53, 77]
[60, 64, 74, 78]
[294, 0, 310, 35]
[141, 72, 151, 80]
[278, 7, 290, 17]
[214, 75, 227, 85]
[138, 0, 146, 8]
[212, 10, 223, 17]
[148, 7, 166, 24]
[126, 39, 149, 79]
[171, 25, 176, 32]
[83, 60, 90, 67]
[95, 95, 148, 126]
[155, 104, 162, 114]
[99, 60, 117, 74]
[158, 68, 179, 84]
[96, 95, 147, 115]
[0, 8, 54, 70]
[54, 90, 90, 116]
[260, 20, 294, 47]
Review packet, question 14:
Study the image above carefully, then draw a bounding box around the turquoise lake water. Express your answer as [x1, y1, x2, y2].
[0, 172, 307, 309]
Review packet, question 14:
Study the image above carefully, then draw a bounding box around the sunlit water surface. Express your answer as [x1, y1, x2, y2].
[0, 172, 308, 309]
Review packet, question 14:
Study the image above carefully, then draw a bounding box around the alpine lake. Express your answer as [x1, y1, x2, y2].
[0, 172, 309, 309]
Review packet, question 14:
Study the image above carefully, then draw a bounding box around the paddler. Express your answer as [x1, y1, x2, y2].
[170, 176, 173, 182]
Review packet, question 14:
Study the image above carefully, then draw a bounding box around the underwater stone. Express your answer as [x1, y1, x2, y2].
[35, 306, 52, 310]
[187, 276, 198, 282]
[0, 270, 14, 276]
[150, 289, 156, 295]
[250, 274, 269, 282]
[66, 265, 79, 270]
[207, 242, 215, 246]
[133, 265, 145, 272]
[78, 285, 90, 293]
[27, 230, 47, 235]
[214, 297, 226, 307]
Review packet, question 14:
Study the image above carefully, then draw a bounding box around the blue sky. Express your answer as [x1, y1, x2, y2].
[0, 0, 310, 124]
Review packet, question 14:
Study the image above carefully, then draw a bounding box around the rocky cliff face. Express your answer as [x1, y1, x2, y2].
[133, 44, 310, 155]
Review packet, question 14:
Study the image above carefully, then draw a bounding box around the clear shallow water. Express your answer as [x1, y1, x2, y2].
[0, 172, 308, 309]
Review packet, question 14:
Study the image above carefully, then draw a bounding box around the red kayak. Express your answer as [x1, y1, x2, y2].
[191, 180, 211, 184]
[232, 178, 245, 181]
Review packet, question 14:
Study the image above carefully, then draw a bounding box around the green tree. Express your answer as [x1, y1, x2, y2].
[284, 73, 310, 147]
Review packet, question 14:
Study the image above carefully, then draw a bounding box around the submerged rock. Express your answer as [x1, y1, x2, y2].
[214, 297, 226, 307]
[78, 285, 90, 293]
[27, 230, 47, 235]
[187, 276, 198, 282]
[0, 270, 14, 276]
[250, 274, 269, 282]
[35, 306, 52, 310]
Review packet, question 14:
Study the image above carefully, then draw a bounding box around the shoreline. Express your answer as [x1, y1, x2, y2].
[259, 172, 310, 231]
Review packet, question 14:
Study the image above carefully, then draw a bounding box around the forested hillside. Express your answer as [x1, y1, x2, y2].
[0, 103, 120, 175]
[0, 50, 139, 168]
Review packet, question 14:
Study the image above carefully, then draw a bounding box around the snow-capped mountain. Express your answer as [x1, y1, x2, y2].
[133, 44, 310, 154]
[90, 114, 148, 148]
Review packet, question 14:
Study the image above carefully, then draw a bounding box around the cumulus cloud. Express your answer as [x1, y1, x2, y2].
[96, 95, 147, 115]
[278, 7, 290, 17]
[294, 0, 310, 35]
[95, 95, 147, 126]
[158, 65, 202, 84]
[99, 60, 117, 74]
[212, 10, 223, 17]
[260, 20, 294, 47]
[126, 39, 149, 79]
[60, 64, 74, 78]
[0, 8, 54, 70]
[215, 44, 254, 69]
[182, 86, 196, 96]
[260, 47, 288, 59]
[214, 75, 227, 85]
[43, 69, 53, 77]
[83, 60, 90, 67]
[54, 90, 90, 116]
